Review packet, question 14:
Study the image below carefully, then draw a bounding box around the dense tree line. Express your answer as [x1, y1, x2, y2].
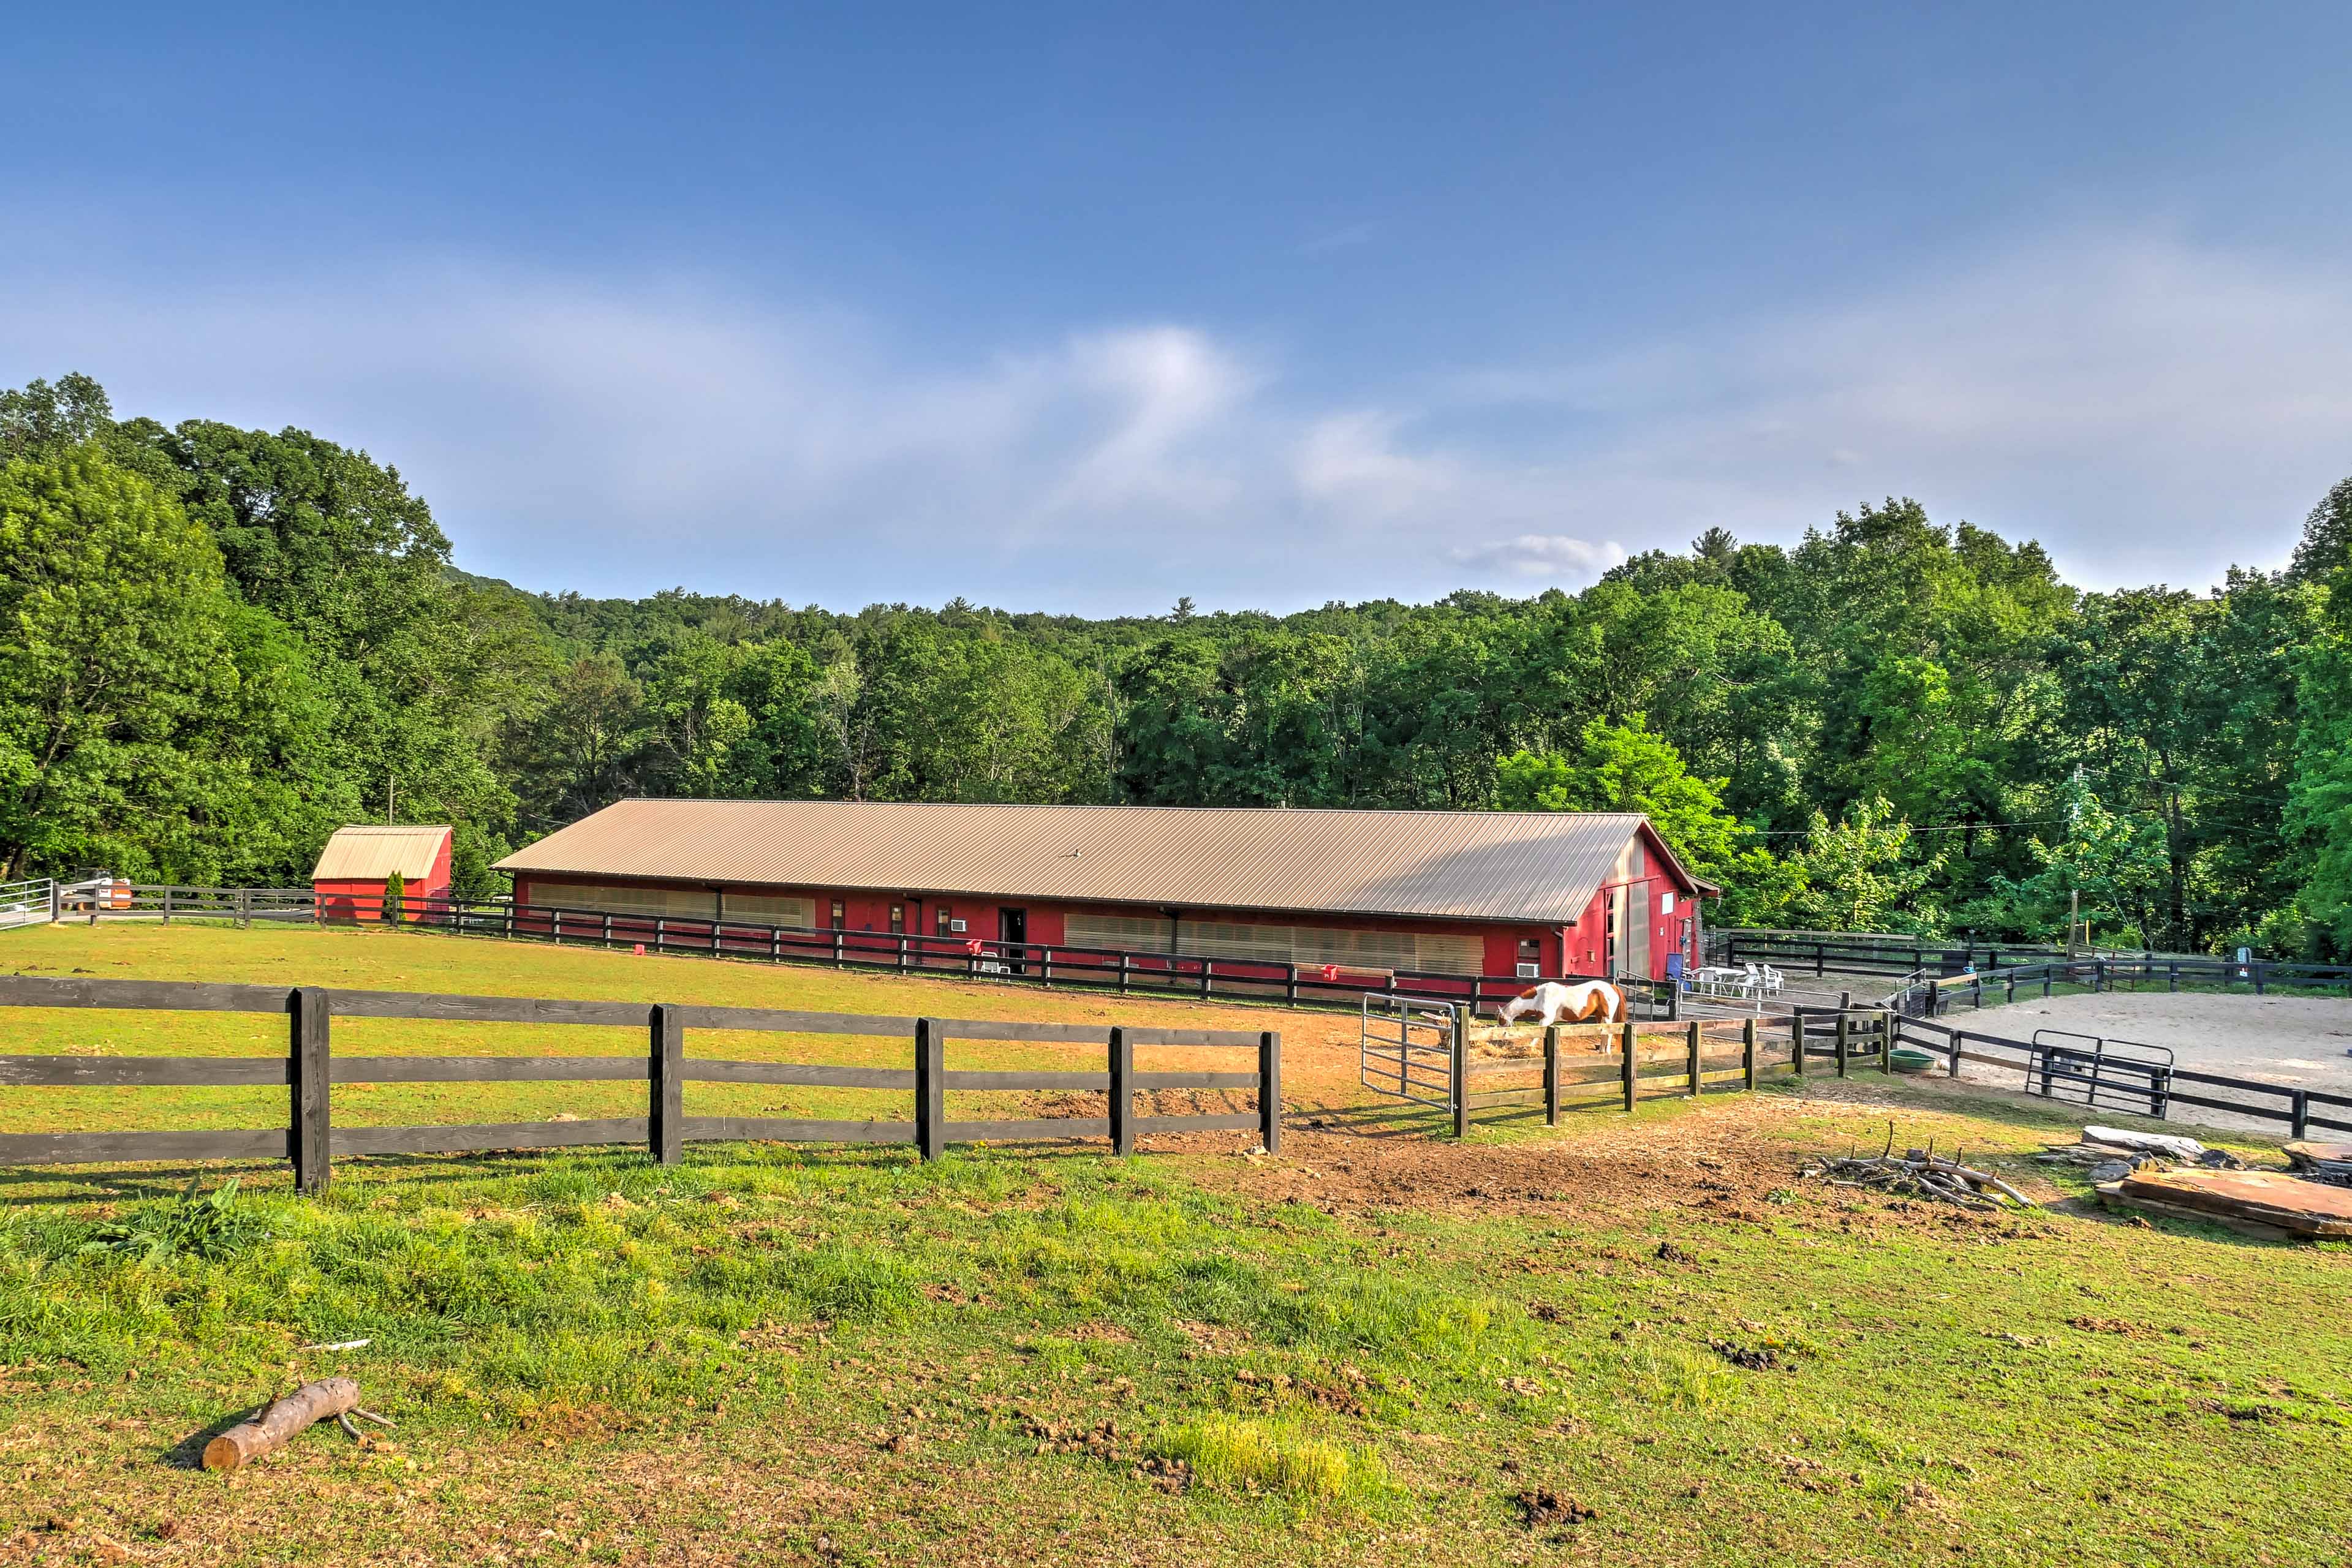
[5, 372, 2349, 956]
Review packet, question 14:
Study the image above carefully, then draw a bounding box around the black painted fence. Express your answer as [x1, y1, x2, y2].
[1891, 1012, 2352, 1139]
[30, 884, 1685, 1022]
[370, 891, 1682, 1020]
[0, 976, 1278, 1191]
[1888, 955, 2352, 1017]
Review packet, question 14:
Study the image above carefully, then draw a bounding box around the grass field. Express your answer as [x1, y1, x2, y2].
[1, 924, 2348, 1566]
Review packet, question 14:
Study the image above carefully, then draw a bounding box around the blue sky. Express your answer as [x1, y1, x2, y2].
[5, 3, 2349, 612]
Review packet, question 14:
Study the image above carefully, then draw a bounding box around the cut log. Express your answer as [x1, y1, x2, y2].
[202, 1378, 363, 1471]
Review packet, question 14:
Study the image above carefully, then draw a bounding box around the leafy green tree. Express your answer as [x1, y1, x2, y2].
[1493, 715, 1799, 923]
[0, 450, 331, 880]
[381, 867, 406, 924]
[1784, 796, 1942, 934]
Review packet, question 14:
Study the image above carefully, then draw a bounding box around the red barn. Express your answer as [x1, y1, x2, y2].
[311, 825, 454, 922]
[493, 801, 1710, 984]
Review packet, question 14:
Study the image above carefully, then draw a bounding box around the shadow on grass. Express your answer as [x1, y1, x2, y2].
[162, 1401, 268, 1469]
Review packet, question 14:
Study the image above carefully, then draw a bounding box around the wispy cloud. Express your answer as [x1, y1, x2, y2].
[0, 229, 2344, 610]
[1450, 534, 1628, 579]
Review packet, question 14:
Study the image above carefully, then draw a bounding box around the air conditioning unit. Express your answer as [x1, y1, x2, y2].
[948, 918, 967, 933]
[1516, 962, 1540, 979]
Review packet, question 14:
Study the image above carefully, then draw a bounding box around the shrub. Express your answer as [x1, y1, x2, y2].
[382, 868, 406, 924]
[78, 1178, 270, 1265]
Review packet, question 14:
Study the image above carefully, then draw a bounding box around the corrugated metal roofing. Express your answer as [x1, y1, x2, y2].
[312, 825, 452, 883]
[494, 801, 1692, 924]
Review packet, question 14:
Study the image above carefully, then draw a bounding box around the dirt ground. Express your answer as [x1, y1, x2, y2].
[1951, 987, 2352, 1134]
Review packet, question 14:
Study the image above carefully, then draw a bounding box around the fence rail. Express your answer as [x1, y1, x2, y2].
[0, 975, 1279, 1186]
[1890, 1012, 2352, 1139]
[1883, 955, 2352, 1017]
[11, 881, 1687, 1023]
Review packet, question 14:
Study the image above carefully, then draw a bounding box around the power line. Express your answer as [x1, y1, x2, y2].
[1750, 816, 2068, 838]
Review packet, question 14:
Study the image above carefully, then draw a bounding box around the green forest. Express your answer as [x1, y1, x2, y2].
[5, 371, 2350, 957]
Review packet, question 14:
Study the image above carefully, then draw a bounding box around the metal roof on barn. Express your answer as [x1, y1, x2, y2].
[311, 825, 452, 883]
[494, 800, 1701, 924]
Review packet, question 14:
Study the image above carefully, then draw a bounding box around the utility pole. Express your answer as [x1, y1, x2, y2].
[387, 774, 396, 826]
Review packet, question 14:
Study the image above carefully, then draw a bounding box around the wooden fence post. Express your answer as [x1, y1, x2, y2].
[1258, 1031, 1282, 1155]
[649, 1005, 684, 1166]
[1108, 1027, 1133, 1156]
[290, 987, 332, 1194]
[1543, 1025, 1560, 1126]
[1450, 1004, 1470, 1138]
[1685, 1019, 1701, 1097]
[1620, 1020, 1638, 1112]
[1835, 1012, 1850, 1077]
[1742, 1016, 1756, 1092]
[1791, 1010, 1806, 1077]
[2291, 1089, 2310, 1140]
[1881, 1008, 1896, 1074]
[916, 1019, 944, 1162]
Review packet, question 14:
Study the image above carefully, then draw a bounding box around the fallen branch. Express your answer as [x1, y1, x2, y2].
[202, 1378, 393, 1471]
[1800, 1150, 2033, 1212]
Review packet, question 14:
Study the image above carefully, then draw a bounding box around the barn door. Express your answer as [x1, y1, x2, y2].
[1625, 884, 1652, 981]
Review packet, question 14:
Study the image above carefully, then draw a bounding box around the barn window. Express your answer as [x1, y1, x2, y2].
[540, 883, 717, 921]
[1064, 912, 1176, 953]
[889, 903, 904, 933]
[829, 900, 845, 929]
[935, 905, 952, 937]
[1660, 891, 1675, 914]
[721, 892, 815, 929]
[1170, 920, 1484, 976]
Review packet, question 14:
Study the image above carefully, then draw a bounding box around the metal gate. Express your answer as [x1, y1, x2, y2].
[1360, 993, 1458, 1109]
[2028, 1028, 2174, 1118]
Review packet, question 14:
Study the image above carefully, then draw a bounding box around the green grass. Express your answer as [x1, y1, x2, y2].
[1, 924, 2348, 1565]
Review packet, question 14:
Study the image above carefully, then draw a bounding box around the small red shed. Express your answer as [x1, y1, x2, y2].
[311, 825, 453, 922]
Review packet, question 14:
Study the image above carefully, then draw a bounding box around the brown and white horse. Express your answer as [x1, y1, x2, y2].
[1494, 979, 1626, 1029]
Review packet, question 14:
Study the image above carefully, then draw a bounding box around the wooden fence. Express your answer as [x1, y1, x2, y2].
[16, 881, 1684, 1021]
[1891, 954, 2352, 1014]
[1892, 1012, 2352, 1139]
[1443, 1009, 1895, 1133]
[0, 976, 1278, 1190]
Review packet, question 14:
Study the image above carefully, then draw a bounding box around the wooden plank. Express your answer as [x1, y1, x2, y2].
[932, 1018, 1108, 1044]
[1121, 1025, 1267, 1047]
[942, 1117, 1112, 1142]
[331, 1056, 648, 1082]
[681, 1061, 917, 1089]
[0, 1128, 290, 1164]
[678, 1116, 917, 1145]
[941, 1069, 1110, 1091]
[1133, 1112, 1259, 1133]
[0, 1055, 290, 1086]
[1131, 1070, 1261, 1091]
[650, 1005, 683, 1167]
[327, 990, 651, 1027]
[0, 976, 291, 1014]
[290, 986, 331, 1195]
[667, 1004, 917, 1037]
[335, 1118, 651, 1155]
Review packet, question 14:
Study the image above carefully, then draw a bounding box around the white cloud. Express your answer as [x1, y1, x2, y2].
[1295, 410, 1454, 517]
[1, 228, 2346, 609]
[1450, 534, 1628, 581]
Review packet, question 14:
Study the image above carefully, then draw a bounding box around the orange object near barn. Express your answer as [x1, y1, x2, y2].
[310, 825, 454, 922]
